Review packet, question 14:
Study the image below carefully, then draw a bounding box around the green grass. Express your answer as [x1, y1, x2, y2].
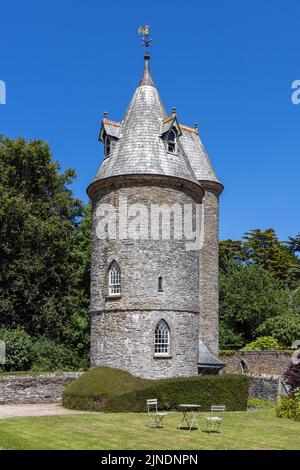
[0, 409, 299, 450]
[247, 397, 274, 408]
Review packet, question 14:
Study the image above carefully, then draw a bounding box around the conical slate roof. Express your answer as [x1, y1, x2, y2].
[179, 126, 222, 185]
[91, 55, 200, 187]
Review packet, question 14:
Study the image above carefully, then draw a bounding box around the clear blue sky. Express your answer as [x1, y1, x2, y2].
[1, 0, 299, 241]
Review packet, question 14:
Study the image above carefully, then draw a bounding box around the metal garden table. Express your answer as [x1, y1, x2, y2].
[177, 404, 201, 431]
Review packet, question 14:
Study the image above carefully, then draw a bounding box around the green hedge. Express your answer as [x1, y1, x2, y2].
[63, 367, 249, 412]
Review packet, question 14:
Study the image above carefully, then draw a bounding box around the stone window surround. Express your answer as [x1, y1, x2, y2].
[108, 260, 121, 297]
[158, 275, 163, 292]
[153, 318, 172, 359]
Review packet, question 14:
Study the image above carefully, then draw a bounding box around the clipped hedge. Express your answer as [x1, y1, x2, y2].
[63, 367, 249, 412]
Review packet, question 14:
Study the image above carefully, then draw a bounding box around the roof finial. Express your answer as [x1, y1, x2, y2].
[138, 25, 154, 87]
[138, 24, 152, 57]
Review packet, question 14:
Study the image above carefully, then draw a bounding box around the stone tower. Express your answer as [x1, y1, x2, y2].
[87, 49, 224, 379]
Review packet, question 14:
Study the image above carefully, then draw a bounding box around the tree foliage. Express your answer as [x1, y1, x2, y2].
[219, 323, 244, 350]
[243, 229, 295, 280]
[257, 314, 300, 348]
[287, 233, 300, 254]
[219, 262, 290, 344]
[0, 327, 34, 371]
[0, 136, 90, 354]
[283, 363, 300, 392]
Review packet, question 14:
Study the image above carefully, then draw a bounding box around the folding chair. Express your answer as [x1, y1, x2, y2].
[205, 405, 225, 433]
[146, 399, 168, 429]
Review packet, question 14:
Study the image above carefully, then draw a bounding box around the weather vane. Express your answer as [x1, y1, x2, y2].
[138, 24, 152, 54]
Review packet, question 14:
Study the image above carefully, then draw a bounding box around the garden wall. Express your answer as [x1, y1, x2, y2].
[0, 369, 284, 405]
[220, 351, 291, 376]
[248, 375, 279, 402]
[0, 372, 83, 405]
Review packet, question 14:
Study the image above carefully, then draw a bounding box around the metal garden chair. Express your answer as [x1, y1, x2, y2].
[146, 399, 168, 429]
[205, 405, 225, 433]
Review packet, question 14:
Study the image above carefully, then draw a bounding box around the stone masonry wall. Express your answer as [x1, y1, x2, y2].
[220, 351, 291, 376]
[248, 375, 279, 402]
[90, 183, 202, 379]
[0, 372, 82, 405]
[199, 185, 220, 355]
[91, 310, 199, 379]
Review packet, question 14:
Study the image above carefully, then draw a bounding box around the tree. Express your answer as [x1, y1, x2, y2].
[64, 203, 91, 354]
[219, 239, 246, 272]
[287, 233, 300, 254]
[256, 314, 300, 348]
[243, 228, 295, 282]
[219, 323, 244, 350]
[219, 262, 290, 343]
[0, 136, 83, 340]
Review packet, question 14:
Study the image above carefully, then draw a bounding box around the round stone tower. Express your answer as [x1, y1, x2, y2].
[88, 49, 224, 379]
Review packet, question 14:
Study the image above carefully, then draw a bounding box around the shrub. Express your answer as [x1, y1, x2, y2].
[283, 363, 300, 392]
[241, 336, 281, 351]
[219, 350, 236, 357]
[63, 367, 249, 412]
[31, 339, 88, 372]
[0, 327, 34, 371]
[276, 396, 300, 421]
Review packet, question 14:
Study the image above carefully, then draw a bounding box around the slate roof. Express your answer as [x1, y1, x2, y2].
[99, 119, 120, 140]
[198, 340, 225, 370]
[179, 126, 221, 184]
[91, 55, 222, 188]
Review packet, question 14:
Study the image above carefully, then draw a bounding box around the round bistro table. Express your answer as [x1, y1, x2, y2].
[177, 404, 201, 431]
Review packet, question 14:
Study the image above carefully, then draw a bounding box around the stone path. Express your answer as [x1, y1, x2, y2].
[0, 403, 86, 420]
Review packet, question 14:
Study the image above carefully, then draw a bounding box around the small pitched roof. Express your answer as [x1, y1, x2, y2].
[99, 118, 120, 141]
[160, 115, 182, 137]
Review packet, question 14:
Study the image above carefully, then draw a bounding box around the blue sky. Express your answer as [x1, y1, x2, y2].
[0, 0, 299, 241]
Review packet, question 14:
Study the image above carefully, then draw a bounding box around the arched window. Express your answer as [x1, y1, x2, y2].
[167, 128, 177, 153]
[108, 261, 121, 295]
[158, 276, 163, 292]
[240, 360, 248, 374]
[104, 135, 111, 158]
[154, 320, 170, 355]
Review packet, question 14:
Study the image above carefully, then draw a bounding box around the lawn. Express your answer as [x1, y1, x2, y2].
[0, 409, 299, 450]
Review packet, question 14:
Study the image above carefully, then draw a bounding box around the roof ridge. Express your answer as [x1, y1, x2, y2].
[102, 118, 120, 127]
[180, 123, 198, 134]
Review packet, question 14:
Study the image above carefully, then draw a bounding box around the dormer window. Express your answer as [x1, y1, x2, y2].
[167, 128, 177, 153]
[104, 135, 111, 158]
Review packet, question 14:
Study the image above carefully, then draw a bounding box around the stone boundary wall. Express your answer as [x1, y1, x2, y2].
[248, 375, 279, 402]
[0, 372, 83, 405]
[220, 351, 291, 377]
[0, 369, 285, 405]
